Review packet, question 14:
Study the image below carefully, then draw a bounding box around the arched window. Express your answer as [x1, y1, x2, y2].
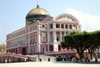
[42, 25, 45, 27]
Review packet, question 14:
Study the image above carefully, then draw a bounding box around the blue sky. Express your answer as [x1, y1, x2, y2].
[0, 0, 100, 44]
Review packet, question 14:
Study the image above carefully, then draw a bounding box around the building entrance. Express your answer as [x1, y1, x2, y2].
[22, 48, 26, 55]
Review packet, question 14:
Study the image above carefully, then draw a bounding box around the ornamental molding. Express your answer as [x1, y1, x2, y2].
[53, 13, 79, 23]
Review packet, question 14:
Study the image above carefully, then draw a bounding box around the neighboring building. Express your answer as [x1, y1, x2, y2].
[0, 42, 6, 54]
[6, 4, 81, 55]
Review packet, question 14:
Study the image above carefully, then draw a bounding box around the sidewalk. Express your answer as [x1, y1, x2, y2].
[0, 55, 100, 67]
[0, 61, 100, 67]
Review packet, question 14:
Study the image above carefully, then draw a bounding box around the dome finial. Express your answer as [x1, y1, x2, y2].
[37, 3, 39, 8]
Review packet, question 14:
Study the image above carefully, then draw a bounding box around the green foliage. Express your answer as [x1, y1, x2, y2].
[61, 30, 100, 59]
[61, 40, 67, 49]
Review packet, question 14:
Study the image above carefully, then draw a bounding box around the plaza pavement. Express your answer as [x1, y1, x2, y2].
[0, 55, 100, 67]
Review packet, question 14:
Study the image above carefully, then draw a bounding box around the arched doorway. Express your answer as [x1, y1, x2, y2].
[58, 45, 61, 51]
[22, 48, 26, 55]
[50, 45, 53, 51]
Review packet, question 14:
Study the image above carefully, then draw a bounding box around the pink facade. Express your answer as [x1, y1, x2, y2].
[6, 13, 81, 55]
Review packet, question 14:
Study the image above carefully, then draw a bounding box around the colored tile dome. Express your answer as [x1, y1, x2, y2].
[27, 8, 50, 16]
[26, 3, 50, 26]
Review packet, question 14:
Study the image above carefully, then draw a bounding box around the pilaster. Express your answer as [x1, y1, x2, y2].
[68, 24, 69, 29]
[64, 24, 65, 29]
[60, 23, 61, 29]
[77, 25, 79, 30]
[47, 31, 49, 52]
[53, 31, 58, 51]
[60, 31, 62, 41]
[37, 20, 41, 53]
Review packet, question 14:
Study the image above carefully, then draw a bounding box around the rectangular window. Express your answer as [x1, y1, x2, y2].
[33, 37, 34, 44]
[42, 33, 46, 43]
[35, 46, 37, 53]
[42, 36, 46, 43]
[30, 39, 32, 45]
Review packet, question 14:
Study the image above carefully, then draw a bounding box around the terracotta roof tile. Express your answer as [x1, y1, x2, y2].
[41, 16, 53, 22]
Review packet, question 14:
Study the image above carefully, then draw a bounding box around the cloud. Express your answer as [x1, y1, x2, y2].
[65, 8, 100, 32]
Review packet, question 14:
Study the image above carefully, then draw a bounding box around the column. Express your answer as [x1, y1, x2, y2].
[25, 28, 26, 46]
[68, 31, 70, 33]
[53, 31, 58, 51]
[53, 23, 56, 29]
[77, 25, 79, 30]
[64, 31, 66, 35]
[28, 25, 30, 54]
[60, 31, 62, 41]
[37, 21, 41, 53]
[64, 24, 65, 29]
[37, 31, 40, 52]
[47, 31, 49, 52]
[28, 34, 30, 53]
[72, 24, 73, 29]
[53, 31, 57, 43]
[68, 24, 69, 29]
[60, 23, 61, 29]
[47, 23, 49, 30]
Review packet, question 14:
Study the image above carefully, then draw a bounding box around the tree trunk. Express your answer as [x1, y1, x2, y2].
[88, 49, 93, 59]
[93, 52, 98, 62]
[78, 52, 84, 62]
[90, 53, 93, 59]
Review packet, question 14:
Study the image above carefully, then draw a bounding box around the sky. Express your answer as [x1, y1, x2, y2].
[0, 0, 100, 44]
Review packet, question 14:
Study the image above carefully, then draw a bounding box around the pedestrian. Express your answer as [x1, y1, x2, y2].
[9, 59, 11, 63]
[61, 56, 63, 61]
[5, 59, 7, 63]
[64, 55, 67, 61]
[25, 58, 27, 62]
[11, 59, 12, 63]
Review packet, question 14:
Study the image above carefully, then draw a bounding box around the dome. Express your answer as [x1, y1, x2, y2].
[26, 3, 50, 26]
[27, 8, 50, 16]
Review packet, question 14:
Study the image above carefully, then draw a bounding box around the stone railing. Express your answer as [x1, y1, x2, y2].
[0, 52, 36, 60]
[45, 50, 77, 54]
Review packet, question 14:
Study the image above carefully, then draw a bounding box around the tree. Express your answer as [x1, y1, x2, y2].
[87, 30, 100, 62]
[61, 30, 90, 61]
[61, 30, 100, 62]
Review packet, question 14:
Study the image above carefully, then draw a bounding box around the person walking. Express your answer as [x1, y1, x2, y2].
[9, 59, 11, 63]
